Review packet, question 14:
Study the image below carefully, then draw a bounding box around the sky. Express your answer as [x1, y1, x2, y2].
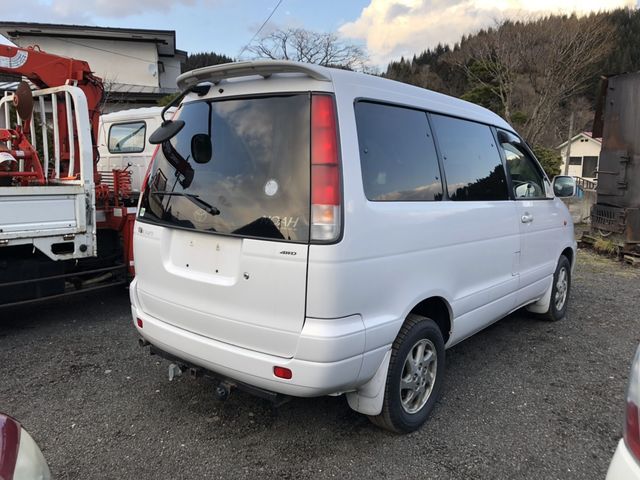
[2, 0, 638, 67]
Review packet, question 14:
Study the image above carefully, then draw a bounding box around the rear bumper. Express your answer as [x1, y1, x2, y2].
[130, 278, 386, 397]
[607, 440, 640, 480]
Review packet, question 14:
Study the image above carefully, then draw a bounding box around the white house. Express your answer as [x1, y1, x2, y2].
[0, 22, 186, 111]
[556, 131, 602, 181]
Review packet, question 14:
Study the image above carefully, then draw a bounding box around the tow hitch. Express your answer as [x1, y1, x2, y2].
[168, 363, 182, 381]
[141, 340, 291, 407]
[214, 382, 232, 401]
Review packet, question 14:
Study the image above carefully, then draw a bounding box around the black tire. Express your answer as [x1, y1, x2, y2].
[541, 255, 571, 322]
[368, 314, 445, 433]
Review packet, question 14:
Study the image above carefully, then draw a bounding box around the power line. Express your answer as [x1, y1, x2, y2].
[238, 0, 284, 59]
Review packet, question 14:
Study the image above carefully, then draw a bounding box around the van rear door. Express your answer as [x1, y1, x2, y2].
[134, 94, 311, 358]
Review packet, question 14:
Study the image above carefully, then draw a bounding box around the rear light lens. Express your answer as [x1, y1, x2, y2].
[310, 94, 341, 242]
[136, 318, 143, 328]
[624, 346, 640, 461]
[273, 366, 292, 379]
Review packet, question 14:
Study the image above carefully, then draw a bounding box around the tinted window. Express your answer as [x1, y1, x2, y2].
[430, 115, 508, 201]
[108, 121, 146, 153]
[139, 95, 310, 242]
[497, 130, 548, 199]
[355, 102, 442, 201]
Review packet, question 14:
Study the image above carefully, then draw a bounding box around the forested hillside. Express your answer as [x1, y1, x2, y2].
[183, 52, 234, 72]
[384, 8, 640, 150]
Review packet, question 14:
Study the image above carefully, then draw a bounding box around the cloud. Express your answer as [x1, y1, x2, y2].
[50, 0, 197, 19]
[339, 0, 637, 66]
[4, 0, 219, 23]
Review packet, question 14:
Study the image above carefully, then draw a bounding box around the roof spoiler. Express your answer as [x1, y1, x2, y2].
[176, 60, 332, 90]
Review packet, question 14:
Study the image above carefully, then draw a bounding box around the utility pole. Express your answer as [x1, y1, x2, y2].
[563, 111, 575, 176]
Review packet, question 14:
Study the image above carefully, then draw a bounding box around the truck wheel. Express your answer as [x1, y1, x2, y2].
[369, 314, 444, 433]
[542, 255, 571, 322]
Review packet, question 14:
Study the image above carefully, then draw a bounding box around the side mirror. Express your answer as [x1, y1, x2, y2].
[149, 120, 185, 145]
[191, 134, 212, 164]
[552, 175, 577, 198]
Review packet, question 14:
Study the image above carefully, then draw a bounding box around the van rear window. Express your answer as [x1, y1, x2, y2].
[138, 94, 311, 242]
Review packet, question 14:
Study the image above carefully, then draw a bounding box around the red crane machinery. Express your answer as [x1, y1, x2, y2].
[0, 45, 137, 307]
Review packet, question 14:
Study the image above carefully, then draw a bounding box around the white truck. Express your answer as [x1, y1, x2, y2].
[97, 107, 168, 196]
[0, 45, 159, 307]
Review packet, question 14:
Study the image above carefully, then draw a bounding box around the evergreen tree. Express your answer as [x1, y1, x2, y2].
[183, 52, 234, 73]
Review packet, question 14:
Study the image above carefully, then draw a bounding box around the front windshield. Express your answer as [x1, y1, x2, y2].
[138, 94, 311, 243]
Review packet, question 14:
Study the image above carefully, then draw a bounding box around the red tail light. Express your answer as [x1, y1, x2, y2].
[624, 346, 640, 461]
[310, 94, 341, 242]
[626, 400, 640, 460]
[273, 366, 292, 380]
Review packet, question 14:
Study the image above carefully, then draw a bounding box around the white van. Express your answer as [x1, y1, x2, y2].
[130, 61, 577, 433]
[98, 107, 168, 196]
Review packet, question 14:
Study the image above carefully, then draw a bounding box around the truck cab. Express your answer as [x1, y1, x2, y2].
[98, 107, 170, 198]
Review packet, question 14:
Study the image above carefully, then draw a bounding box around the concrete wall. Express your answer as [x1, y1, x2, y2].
[562, 189, 597, 225]
[13, 36, 160, 87]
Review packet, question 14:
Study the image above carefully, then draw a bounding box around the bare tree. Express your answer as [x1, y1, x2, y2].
[449, 21, 524, 123]
[247, 28, 368, 71]
[448, 14, 615, 145]
[518, 15, 615, 144]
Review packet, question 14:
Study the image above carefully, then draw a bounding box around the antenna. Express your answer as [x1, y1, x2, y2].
[238, 0, 284, 59]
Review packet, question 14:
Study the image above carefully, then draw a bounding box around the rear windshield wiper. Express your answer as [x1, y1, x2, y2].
[151, 191, 220, 216]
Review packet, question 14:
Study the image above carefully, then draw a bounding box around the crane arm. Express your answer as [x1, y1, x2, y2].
[0, 44, 104, 177]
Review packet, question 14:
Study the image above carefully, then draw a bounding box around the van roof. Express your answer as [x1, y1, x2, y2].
[101, 106, 175, 122]
[176, 61, 514, 133]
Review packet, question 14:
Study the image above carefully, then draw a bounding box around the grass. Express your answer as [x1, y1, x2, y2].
[593, 238, 619, 256]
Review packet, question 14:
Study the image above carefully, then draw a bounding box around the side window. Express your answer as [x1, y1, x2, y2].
[430, 114, 508, 201]
[108, 121, 146, 154]
[497, 130, 549, 199]
[355, 102, 443, 201]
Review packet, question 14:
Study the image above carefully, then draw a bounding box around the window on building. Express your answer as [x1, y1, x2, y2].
[355, 101, 443, 201]
[582, 156, 598, 178]
[108, 122, 146, 154]
[568, 156, 582, 166]
[430, 114, 508, 201]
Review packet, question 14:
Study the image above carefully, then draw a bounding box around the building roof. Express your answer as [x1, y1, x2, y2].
[556, 131, 602, 150]
[108, 82, 177, 95]
[0, 80, 177, 96]
[0, 22, 186, 60]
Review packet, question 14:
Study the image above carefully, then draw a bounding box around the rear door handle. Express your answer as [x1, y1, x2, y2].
[521, 213, 534, 224]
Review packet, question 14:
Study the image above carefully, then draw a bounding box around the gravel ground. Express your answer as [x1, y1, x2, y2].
[1, 249, 639, 480]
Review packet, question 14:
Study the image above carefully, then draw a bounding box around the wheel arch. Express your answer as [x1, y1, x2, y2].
[346, 296, 452, 418]
[561, 246, 575, 269]
[408, 296, 452, 345]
